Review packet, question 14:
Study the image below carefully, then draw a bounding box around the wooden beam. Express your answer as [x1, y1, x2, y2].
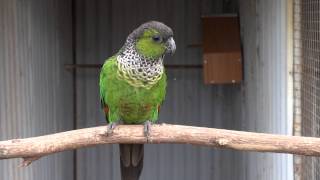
[0, 124, 319, 167]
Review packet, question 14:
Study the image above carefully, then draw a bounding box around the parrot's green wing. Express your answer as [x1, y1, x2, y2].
[99, 56, 117, 122]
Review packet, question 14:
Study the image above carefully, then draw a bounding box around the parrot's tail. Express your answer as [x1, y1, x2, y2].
[119, 144, 144, 180]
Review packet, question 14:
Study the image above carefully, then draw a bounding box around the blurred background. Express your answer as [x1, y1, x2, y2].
[0, 0, 316, 180]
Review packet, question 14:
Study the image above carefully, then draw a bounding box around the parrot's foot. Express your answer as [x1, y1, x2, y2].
[105, 122, 117, 136]
[144, 121, 152, 140]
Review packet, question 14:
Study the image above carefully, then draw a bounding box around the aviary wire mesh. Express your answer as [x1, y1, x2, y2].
[300, 0, 320, 179]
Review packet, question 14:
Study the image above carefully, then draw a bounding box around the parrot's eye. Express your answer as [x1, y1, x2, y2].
[152, 35, 162, 43]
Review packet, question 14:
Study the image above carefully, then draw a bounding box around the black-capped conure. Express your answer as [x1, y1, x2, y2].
[99, 21, 175, 180]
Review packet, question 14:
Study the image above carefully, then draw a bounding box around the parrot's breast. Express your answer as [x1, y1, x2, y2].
[101, 56, 167, 124]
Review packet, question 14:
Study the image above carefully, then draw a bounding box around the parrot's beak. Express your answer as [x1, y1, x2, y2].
[166, 37, 176, 55]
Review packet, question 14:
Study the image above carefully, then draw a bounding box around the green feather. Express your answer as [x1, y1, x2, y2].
[136, 29, 166, 59]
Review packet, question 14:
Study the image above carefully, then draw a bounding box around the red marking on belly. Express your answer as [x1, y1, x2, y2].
[104, 106, 109, 114]
[120, 103, 153, 114]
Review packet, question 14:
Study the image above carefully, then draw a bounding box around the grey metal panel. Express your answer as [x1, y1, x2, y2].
[0, 0, 74, 180]
[239, 0, 293, 180]
[75, 0, 245, 180]
[0, 0, 294, 180]
[75, 1, 119, 180]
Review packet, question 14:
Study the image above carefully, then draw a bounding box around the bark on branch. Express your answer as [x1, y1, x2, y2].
[0, 124, 320, 166]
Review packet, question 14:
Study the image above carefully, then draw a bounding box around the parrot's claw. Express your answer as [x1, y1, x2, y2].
[105, 122, 117, 136]
[144, 121, 152, 139]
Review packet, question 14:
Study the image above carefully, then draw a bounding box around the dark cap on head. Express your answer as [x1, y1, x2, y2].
[128, 21, 173, 40]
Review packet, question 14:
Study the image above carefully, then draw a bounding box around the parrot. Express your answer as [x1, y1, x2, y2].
[99, 21, 176, 180]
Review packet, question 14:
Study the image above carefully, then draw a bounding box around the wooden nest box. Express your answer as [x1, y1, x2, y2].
[202, 15, 242, 84]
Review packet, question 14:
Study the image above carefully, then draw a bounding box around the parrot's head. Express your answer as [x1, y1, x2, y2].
[126, 21, 176, 60]
[117, 21, 175, 88]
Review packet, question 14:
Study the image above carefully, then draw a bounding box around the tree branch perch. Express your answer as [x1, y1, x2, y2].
[1, 124, 320, 166]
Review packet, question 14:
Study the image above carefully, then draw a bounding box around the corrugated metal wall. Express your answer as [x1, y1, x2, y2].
[0, 0, 294, 180]
[0, 0, 74, 180]
[240, 0, 293, 180]
[74, 0, 244, 180]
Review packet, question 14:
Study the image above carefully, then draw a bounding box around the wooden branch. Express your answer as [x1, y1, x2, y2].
[1, 124, 320, 166]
